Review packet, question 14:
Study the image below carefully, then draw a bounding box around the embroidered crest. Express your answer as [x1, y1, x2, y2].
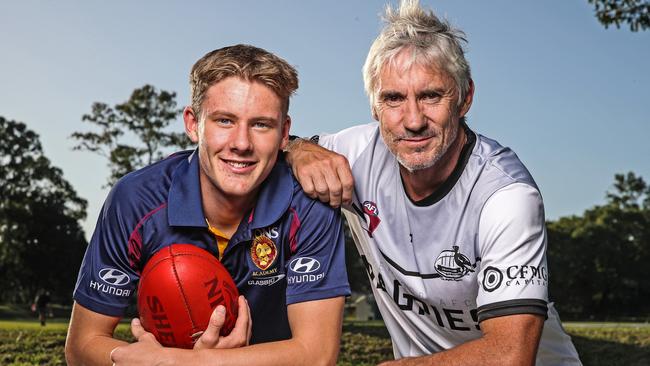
[434, 245, 476, 281]
[250, 235, 277, 270]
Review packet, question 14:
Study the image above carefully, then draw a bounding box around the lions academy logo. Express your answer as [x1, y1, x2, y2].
[250, 235, 277, 270]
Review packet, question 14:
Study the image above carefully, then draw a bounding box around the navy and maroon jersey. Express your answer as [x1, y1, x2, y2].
[73, 149, 350, 344]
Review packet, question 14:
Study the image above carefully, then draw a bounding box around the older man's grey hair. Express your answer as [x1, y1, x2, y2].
[363, 0, 472, 111]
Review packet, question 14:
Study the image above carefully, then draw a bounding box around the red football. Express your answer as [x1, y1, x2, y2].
[137, 244, 239, 349]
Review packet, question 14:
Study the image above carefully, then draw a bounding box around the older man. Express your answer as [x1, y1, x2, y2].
[287, 1, 581, 365]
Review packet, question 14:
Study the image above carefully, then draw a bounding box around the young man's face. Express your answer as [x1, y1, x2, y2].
[374, 49, 472, 172]
[185, 77, 290, 200]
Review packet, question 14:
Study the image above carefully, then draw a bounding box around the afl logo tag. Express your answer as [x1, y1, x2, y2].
[362, 201, 381, 237]
[363, 201, 378, 216]
[250, 235, 277, 270]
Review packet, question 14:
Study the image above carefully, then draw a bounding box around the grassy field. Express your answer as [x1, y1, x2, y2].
[1, 319, 649, 365]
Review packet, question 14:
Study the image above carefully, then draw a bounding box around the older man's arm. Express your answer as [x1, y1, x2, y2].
[379, 314, 544, 366]
[285, 138, 354, 208]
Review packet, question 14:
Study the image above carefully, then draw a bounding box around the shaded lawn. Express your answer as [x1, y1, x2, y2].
[1, 320, 649, 365]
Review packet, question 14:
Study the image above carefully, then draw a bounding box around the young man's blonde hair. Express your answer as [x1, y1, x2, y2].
[190, 44, 298, 118]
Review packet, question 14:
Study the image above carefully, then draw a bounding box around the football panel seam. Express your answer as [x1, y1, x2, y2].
[170, 247, 200, 336]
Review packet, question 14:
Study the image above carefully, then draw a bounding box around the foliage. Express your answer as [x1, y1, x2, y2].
[588, 0, 650, 31]
[70, 85, 192, 187]
[547, 172, 650, 319]
[0, 117, 88, 304]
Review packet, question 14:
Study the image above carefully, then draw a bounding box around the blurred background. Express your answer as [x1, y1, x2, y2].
[1, 1, 648, 364]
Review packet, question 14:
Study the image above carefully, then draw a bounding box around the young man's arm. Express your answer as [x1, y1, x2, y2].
[65, 302, 127, 366]
[110, 296, 345, 366]
[66, 297, 251, 366]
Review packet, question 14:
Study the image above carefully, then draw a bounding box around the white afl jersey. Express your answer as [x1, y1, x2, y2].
[320, 123, 581, 365]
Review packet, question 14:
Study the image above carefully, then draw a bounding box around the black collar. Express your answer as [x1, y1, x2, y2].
[405, 122, 476, 207]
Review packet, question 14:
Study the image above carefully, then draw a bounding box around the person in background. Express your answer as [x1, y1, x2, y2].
[33, 290, 51, 326]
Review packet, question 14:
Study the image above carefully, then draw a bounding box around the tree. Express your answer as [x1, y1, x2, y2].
[588, 0, 650, 31]
[547, 172, 650, 320]
[0, 117, 88, 304]
[71, 85, 193, 186]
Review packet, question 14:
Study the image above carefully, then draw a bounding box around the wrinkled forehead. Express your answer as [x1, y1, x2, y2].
[382, 47, 449, 80]
[377, 50, 456, 93]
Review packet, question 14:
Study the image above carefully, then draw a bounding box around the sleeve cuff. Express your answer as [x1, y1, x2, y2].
[73, 291, 127, 317]
[477, 298, 547, 322]
[286, 285, 351, 305]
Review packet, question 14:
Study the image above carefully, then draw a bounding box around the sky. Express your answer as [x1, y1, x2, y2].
[1, 1, 648, 238]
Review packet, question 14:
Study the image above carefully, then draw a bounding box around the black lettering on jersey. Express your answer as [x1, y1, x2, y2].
[443, 308, 470, 331]
[470, 309, 481, 330]
[507, 265, 547, 280]
[376, 273, 386, 292]
[414, 297, 430, 316]
[430, 305, 445, 327]
[392, 280, 414, 311]
[365, 259, 480, 332]
[361, 255, 375, 281]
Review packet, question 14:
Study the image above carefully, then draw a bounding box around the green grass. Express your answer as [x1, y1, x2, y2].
[0, 319, 648, 365]
[1, 321, 69, 366]
[564, 323, 650, 366]
[339, 321, 393, 365]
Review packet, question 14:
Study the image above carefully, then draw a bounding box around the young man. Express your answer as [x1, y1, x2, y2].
[286, 1, 581, 365]
[65, 44, 350, 366]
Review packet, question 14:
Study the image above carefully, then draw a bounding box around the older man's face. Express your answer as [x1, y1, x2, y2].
[375, 50, 470, 172]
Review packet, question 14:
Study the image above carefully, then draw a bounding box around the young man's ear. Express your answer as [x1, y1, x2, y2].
[279, 116, 292, 151]
[183, 106, 200, 143]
